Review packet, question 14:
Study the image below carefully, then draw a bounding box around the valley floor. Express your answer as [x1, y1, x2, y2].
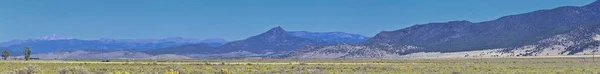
[1, 57, 600, 74]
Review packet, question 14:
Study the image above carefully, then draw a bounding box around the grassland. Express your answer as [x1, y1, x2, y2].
[1, 57, 600, 74]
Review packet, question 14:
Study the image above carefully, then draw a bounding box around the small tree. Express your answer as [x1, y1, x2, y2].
[24, 47, 31, 61]
[2, 49, 9, 60]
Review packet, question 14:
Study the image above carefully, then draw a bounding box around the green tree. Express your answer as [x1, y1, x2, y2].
[24, 47, 31, 61]
[2, 49, 8, 60]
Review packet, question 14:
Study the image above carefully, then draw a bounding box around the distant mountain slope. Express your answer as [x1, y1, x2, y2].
[294, 1, 600, 58]
[147, 27, 369, 58]
[288, 31, 369, 44]
[214, 27, 330, 54]
[0, 36, 226, 55]
[4, 27, 368, 58]
[146, 44, 215, 54]
[0, 34, 72, 47]
[371, 0, 600, 51]
[366, 3, 600, 52]
[96, 37, 226, 46]
[505, 24, 600, 56]
[292, 44, 423, 59]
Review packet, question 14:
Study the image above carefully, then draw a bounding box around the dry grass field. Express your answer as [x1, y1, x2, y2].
[1, 57, 600, 74]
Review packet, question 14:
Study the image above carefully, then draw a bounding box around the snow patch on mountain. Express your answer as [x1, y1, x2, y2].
[39, 34, 73, 40]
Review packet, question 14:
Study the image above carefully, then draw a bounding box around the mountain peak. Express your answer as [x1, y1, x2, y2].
[584, 0, 600, 8]
[268, 26, 285, 32]
[262, 26, 287, 35]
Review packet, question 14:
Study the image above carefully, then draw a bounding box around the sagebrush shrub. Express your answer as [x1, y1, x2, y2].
[9, 65, 40, 74]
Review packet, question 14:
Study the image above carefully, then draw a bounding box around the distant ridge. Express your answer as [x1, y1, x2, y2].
[11, 1, 600, 59]
[0, 37, 227, 55]
[294, 1, 600, 58]
[214, 26, 329, 54]
[148, 26, 369, 58]
[288, 31, 369, 44]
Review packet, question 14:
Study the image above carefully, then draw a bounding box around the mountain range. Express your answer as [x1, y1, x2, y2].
[7, 1, 600, 59]
[0, 36, 228, 55]
[147, 26, 370, 58]
[293, 0, 600, 58]
[1, 28, 369, 57]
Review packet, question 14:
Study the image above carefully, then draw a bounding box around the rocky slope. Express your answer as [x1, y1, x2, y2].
[294, 0, 600, 59]
[292, 43, 423, 59]
[505, 24, 600, 56]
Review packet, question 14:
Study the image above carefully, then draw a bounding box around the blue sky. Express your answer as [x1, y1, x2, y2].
[0, 0, 595, 41]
